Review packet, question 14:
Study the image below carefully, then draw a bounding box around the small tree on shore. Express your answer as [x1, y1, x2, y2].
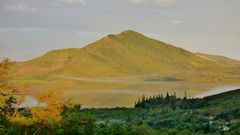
[31, 90, 65, 135]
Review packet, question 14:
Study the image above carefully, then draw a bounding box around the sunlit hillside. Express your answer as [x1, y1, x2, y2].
[13, 30, 240, 83]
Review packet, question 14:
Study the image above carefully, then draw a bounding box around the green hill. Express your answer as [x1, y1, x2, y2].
[13, 30, 240, 83]
[205, 88, 240, 107]
[80, 89, 240, 135]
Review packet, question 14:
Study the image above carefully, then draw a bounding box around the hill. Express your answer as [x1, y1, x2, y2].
[205, 88, 240, 106]
[13, 30, 240, 83]
[196, 53, 240, 67]
[81, 89, 240, 135]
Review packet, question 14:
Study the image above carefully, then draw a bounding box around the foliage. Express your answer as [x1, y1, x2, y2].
[31, 91, 64, 124]
[0, 58, 14, 112]
[55, 112, 95, 135]
[1, 58, 240, 134]
[134, 93, 208, 110]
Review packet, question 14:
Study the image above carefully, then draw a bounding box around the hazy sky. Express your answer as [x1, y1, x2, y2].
[0, 0, 240, 61]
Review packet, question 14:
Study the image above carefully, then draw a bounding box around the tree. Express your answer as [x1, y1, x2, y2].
[0, 58, 14, 113]
[166, 92, 170, 99]
[0, 58, 27, 134]
[58, 112, 96, 135]
[31, 90, 65, 135]
[184, 90, 188, 99]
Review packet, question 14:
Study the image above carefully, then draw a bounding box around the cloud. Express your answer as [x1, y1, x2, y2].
[5, 3, 37, 12]
[172, 20, 183, 24]
[58, 0, 86, 4]
[130, 0, 176, 5]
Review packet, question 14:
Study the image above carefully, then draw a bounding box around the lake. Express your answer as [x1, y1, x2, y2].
[22, 76, 240, 108]
[63, 81, 240, 108]
[23, 84, 240, 108]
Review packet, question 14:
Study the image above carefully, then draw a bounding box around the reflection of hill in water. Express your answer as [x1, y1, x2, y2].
[23, 84, 240, 108]
[63, 81, 240, 108]
[60, 75, 182, 84]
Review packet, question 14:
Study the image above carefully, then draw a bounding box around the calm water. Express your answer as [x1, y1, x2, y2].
[64, 83, 240, 108]
[23, 84, 240, 108]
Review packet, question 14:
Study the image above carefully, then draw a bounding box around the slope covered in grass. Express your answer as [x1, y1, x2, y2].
[13, 30, 240, 83]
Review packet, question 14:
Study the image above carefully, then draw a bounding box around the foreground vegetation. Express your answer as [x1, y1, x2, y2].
[1, 90, 240, 135]
[1, 58, 240, 135]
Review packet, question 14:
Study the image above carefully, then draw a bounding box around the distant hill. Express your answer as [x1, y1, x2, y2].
[205, 88, 240, 101]
[13, 30, 240, 82]
[196, 53, 240, 67]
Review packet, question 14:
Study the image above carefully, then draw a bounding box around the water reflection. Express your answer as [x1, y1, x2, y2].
[65, 84, 240, 108]
[23, 84, 240, 108]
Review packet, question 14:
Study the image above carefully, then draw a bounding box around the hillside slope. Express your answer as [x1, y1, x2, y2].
[196, 53, 240, 67]
[14, 30, 240, 82]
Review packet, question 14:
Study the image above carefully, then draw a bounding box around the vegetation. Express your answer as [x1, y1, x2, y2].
[0, 58, 15, 111]
[2, 88, 240, 134]
[82, 90, 240, 135]
[1, 52, 240, 135]
[1, 58, 240, 134]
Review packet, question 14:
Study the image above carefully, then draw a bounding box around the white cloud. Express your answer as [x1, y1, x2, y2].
[130, 0, 176, 5]
[59, 0, 86, 4]
[172, 20, 183, 24]
[5, 3, 37, 12]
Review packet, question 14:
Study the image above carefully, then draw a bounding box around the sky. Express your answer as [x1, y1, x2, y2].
[0, 0, 240, 61]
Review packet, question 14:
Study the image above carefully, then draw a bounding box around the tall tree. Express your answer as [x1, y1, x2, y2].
[0, 58, 14, 113]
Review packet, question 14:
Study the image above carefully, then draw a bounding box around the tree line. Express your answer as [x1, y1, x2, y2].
[134, 92, 209, 110]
